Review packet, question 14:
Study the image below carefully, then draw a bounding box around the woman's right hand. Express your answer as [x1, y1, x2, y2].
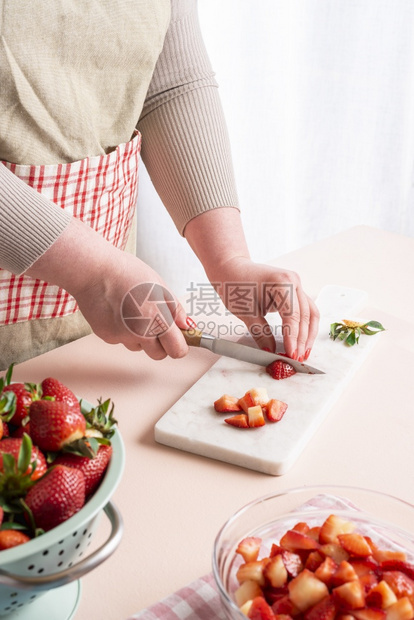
[25, 217, 189, 360]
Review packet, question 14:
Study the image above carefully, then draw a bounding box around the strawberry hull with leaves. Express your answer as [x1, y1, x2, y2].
[0, 367, 117, 550]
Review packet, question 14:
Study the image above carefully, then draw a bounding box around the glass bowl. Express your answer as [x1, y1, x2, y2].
[212, 485, 414, 620]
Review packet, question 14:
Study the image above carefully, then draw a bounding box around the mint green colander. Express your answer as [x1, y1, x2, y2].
[0, 424, 125, 617]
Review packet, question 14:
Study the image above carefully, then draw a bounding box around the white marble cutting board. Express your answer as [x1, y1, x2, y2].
[155, 285, 379, 475]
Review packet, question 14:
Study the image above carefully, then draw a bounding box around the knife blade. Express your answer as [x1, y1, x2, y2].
[181, 329, 325, 375]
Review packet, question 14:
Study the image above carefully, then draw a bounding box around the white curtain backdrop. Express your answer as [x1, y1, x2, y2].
[136, 1, 414, 298]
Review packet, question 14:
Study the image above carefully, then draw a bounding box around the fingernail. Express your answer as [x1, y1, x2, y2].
[186, 316, 197, 329]
[262, 347, 271, 352]
[291, 349, 298, 360]
[305, 348, 311, 360]
[298, 355, 304, 363]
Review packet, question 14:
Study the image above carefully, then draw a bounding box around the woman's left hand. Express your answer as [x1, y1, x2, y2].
[209, 256, 320, 361]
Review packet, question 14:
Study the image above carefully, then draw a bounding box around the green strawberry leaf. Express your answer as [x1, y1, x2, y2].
[337, 330, 349, 341]
[363, 320, 385, 331]
[345, 330, 357, 346]
[0, 390, 16, 420]
[17, 433, 33, 474]
[0, 522, 28, 531]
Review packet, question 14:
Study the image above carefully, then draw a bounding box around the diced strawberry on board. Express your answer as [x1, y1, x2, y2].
[265, 399, 288, 423]
[213, 394, 241, 413]
[247, 405, 266, 428]
[224, 413, 249, 428]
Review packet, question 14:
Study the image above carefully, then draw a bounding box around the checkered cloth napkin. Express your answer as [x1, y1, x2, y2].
[126, 494, 362, 620]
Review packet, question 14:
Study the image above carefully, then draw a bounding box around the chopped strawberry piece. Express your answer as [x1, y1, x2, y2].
[332, 579, 365, 610]
[382, 571, 414, 605]
[272, 594, 296, 616]
[292, 522, 310, 534]
[265, 399, 288, 422]
[248, 596, 276, 620]
[320, 543, 350, 564]
[281, 550, 304, 577]
[238, 392, 256, 413]
[319, 515, 355, 545]
[365, 580, 398, 609]
[384, 597, 414, 620]
[235, 580, 263, 608]
[264, 555, 289, 588]
[304, 595, 337, 620]
[338, 533, 373, 558]
[306, 551, 325, 572]
[263, 586, 289, 605]
[248, 388, 270, 407]
[380, 561, 414, 581]
[224, 413, 249, 428]
[349, 558, 379, 577]
[270, 543, 283, 557]
[331, 560, 359, 587]
[248, 405, 266, 428]
[288, 569, 329, 612]
[266, 360, 296, 380]
[359, 573, 379, 593]
[353, 609, 386, 620]
[214, 394, 241, 413]
[236, 536, 262, 563]
[280, 529, 320, 553]
[374, 550, 408, 563]
[315, 557, 339, 586]
[237, 559, 268, 587]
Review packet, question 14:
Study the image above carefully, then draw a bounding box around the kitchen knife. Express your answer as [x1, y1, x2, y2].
[181, 329, 325, 375]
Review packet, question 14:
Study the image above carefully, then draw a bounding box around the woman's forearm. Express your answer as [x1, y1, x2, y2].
[184, 207, 250, 281]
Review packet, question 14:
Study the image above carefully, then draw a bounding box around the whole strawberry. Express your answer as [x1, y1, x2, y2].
[53, 444, 113, 496]
[29, 400, 86, 452]
[41, 377, 79, 410]
[266, 359, 296, 380]
[25, 465, 85, 531]
[0, 437, 47, 481]
[0, 530, 31, 550]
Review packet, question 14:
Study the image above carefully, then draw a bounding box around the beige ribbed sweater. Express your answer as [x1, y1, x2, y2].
[0, 0, 239, 275]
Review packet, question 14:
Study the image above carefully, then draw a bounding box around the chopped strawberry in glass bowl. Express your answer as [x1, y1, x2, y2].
[212, 486, 414, 620]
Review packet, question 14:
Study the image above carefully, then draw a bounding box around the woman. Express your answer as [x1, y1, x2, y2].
[0, 0, 319, 369]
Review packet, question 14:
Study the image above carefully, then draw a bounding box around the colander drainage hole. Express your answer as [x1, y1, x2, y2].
[10, 593, 17, 598]
[72, 531, 78, 537]
[76, 543, 80, 549]
[37, 568, 44, 574]
[42, 549, 49, 556]
[59, 549, 64, 556]
[83, 529, 88, 536]
[27, 565, 34, 570]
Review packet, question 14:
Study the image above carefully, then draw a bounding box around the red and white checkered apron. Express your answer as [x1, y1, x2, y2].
[0, 131, 141, 325]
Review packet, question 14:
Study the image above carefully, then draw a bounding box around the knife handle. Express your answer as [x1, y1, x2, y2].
[181, 328, 203, 347]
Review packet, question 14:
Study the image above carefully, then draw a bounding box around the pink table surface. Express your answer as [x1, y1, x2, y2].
[11, 225, 414, 620]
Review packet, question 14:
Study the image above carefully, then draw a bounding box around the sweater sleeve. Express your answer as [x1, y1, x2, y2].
[0, 164, 72, 275]
[137, 0, 239, 236]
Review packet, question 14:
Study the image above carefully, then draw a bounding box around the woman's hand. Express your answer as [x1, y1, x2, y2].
[184, 207, 320, 361]
[209, 256, 319, 361]
[26, 218, 189, 360]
